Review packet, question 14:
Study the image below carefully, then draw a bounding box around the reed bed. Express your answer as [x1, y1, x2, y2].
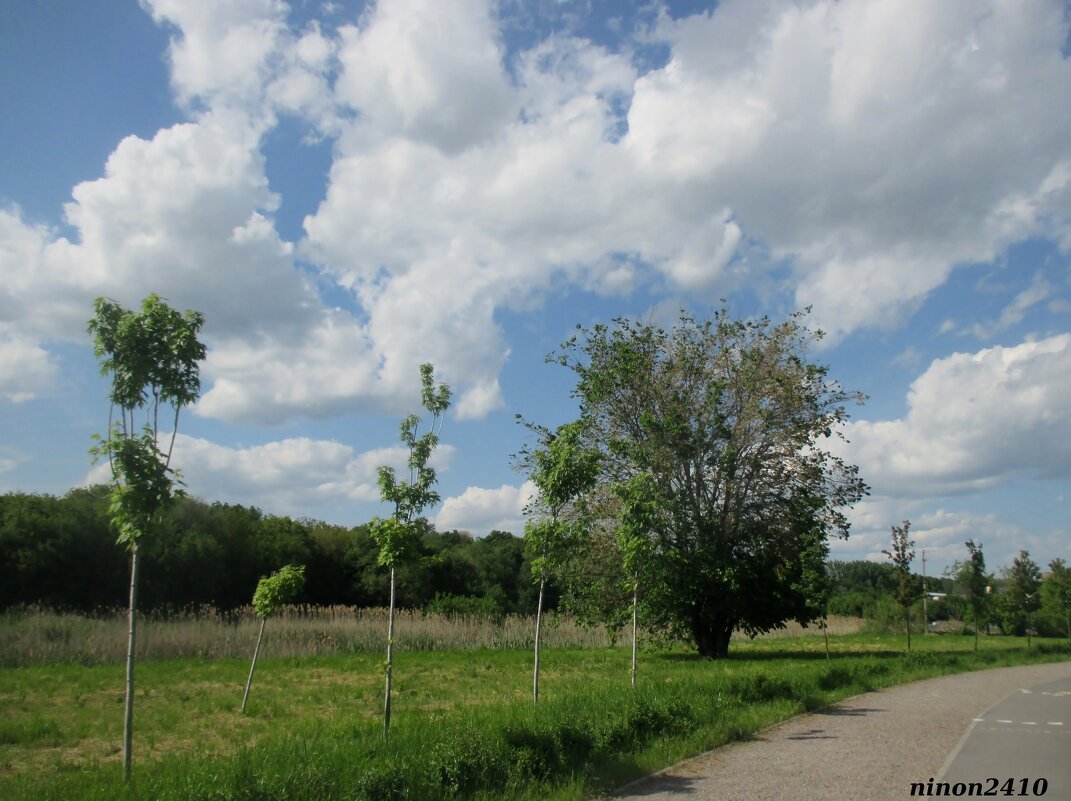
[0, 607, 863, 667]
[0, 606, 618, 666]
[746, 615, 862, 638]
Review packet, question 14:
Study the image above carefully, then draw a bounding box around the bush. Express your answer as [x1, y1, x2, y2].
[424, 593, 502, 620]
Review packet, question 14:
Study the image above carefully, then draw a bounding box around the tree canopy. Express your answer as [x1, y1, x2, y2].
[553, 308, 868, 658]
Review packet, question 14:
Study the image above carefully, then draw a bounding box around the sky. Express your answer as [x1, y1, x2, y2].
[1, 0, 1069, 578]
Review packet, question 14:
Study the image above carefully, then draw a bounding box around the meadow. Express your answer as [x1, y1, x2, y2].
[1, 608, 1068, 801]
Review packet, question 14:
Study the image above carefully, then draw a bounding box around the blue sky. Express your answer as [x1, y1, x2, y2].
[1, 0, 1069, 578]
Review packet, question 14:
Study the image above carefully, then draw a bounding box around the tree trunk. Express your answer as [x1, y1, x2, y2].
[691, 616, 734, 659]
[533, 576, 545, 703]
[630, 581, 639, 688]
[384, 565, 396, 739]
[241, 617, 266, 713]
[123, 543, 140, 782]
[905, 607, 911, 652]
[823, 617, 830, 660]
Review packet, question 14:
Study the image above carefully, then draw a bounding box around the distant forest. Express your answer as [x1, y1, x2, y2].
[1, 487, 544, 615]
[0, 487, 984, 624]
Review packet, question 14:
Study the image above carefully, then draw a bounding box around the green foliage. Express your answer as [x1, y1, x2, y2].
[1006, 552, 1041, 621]
[87, 294, 206, 547]
[252, 565, 306, 619]
[0, 490, 542, 616]
[424, 593, 502, 619]
[952, 540, 993, 637]
[369, 516, 421, 569]
[91, 430, 180, 546]
[375, 363, 452, 566]
[521, 420, 601, 582]
[881, 521, 921, 609]
[613, 473, 659, 581]
[1041, 558, 1071, 639]
[87, 295, 205, 412]
[554, 307, 868, 657]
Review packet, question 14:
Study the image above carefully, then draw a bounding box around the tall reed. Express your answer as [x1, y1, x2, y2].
[0, 606, 863, 667]
[0, 606, 614, 666]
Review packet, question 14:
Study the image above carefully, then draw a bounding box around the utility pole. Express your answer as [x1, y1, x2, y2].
[922, 550, 928, 635]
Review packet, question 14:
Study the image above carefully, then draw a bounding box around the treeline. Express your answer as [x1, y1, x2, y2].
[827, 560, 956, 619]
[4, 488, 1069, 639]
[827, 557, 1071, 639]
[0, 487, 546, 616]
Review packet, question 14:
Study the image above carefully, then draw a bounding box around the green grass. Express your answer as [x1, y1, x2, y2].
[2, 633, 1069, 801]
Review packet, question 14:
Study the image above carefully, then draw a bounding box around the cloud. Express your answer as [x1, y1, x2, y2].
[837, 333, 1071, 497]
[830, 502, 1049, 575]
[6, 0, 1071, 428]
[435, 480, 536, 536]
[0, 446, 26, 475]
[0, 331, 58, 403]
[141, 0, 338, 128]
[633, 0, 1071, 340]
[85, 433, 455, 518]
[335, 0, 515, 153]
[968, 271, 1055, 339]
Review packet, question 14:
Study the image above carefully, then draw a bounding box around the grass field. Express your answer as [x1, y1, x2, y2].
[2, 614, 1069, 801]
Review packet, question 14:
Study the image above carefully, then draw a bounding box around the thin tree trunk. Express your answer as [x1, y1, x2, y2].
[241, 617, 267, 713]
[123, 543, 140, 782]
[630, 580, 639, 688]
[823, 617, 830, 660]
[384, 565, 396, 738]
[905, 608, 911, 652]
[533, 576, 545, 704]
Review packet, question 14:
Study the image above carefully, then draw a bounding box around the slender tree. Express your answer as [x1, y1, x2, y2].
[882, 520, 922, 651]
[87, 294, 205, 780]
[520, 419, 600, 703]
[1043, 558, 1071, 641]
[1006, 550, 1042, 647]
[242, 564, 305, 712]
[613, 473, 658, 687]
[370, 363, 450, 738]
[955, 539, 991, 651]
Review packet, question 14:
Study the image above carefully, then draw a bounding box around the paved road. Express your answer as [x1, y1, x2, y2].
[940, 677, 1071, 796]
[605, 661, 1071, 801]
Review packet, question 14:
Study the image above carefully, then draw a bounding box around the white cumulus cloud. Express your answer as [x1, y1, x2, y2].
[837, 333, 1071, 497]
[85, 433, 455, 518]
[435, 480, 536, 536]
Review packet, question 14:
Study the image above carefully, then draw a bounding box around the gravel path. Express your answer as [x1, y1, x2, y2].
[604, 660, 1071, 801]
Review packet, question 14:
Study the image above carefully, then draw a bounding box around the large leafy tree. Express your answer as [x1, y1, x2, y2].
[370, 363, 450, 737]
[553, 308, 867, 658]
[87, 294, 205, 780]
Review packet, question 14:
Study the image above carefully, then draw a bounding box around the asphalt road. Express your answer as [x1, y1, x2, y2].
[940, 676, 1071, 796]
[605, 660, 1071, 801]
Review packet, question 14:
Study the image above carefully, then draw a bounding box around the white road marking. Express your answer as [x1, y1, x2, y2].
[1049, 722, 1064, 726]
[997, 719, 1013, 723]
[1023, 722, 1036, 725]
